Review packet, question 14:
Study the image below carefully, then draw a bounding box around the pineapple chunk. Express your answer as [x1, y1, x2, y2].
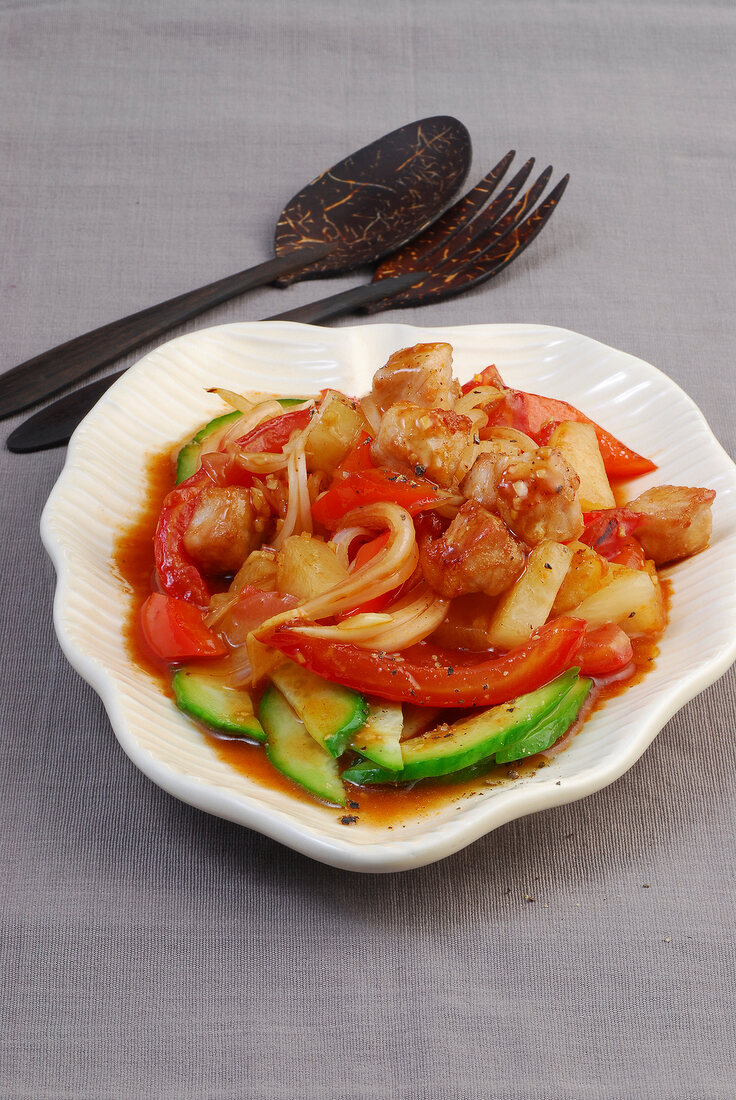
[485, 541, 574, 649]
[548, 421, 615, 510]
[569, 563, 664, 636]
[552, 541, 610, 615]
[277, 534, 348, 600]
[304, 391, 363, 474]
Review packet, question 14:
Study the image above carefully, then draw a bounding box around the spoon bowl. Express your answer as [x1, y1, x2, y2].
[274, 115, 471, 280]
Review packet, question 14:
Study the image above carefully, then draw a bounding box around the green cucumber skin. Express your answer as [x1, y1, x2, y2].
[269, 662, 368, 759]
[175, 410, 243, 484]
[173, 668, 266, 741]
[495, 677, 592, 763]
[260, 686, 346, 806]
[343, 670, 580, 785]
[350, 700, 404, 772]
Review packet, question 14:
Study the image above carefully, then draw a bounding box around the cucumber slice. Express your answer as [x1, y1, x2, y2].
[350, 700, 404, 772]
[269, 660, 368, 758]
[176, 410, 242, 484]
[342, 670, 580, 785]
[495, 676, 592, 763]
[173, 666, 266, 741]
[260, 685, 346, 806]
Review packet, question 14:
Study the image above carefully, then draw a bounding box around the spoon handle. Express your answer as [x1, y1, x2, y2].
[0, 243, 333, 419]
[6, 273, 425, 453]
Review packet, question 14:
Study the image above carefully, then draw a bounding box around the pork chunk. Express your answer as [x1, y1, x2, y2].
[371, 402, 474, 488]
[420, 500, 525, 599]
[629, 485, 716, 564]
[183, 485, 272, 576]
[495, 447, 584, 547]
[372, 342, 461, 414]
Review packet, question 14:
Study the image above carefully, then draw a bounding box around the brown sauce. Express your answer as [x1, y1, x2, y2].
[112, 451, 668, 828]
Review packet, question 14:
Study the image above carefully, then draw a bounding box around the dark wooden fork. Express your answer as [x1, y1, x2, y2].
[7, 152, 569, 451]
[275, 150, 569, 323]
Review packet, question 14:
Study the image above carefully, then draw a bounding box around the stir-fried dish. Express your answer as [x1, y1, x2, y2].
[140, 343, 716, 807]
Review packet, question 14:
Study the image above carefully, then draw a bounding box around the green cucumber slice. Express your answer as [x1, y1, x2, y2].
[342, 670, 580, 785]
[494, 676, 592, 763]
[175, 410, 242, 484]
[269, 660, 368, 758]
[260, 685, 346, 806]
[173, 666, 265, 741]
[350, 700, 404, 772]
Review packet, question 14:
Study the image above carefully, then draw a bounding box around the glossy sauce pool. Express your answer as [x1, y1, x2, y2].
[112, 450, 667, 829]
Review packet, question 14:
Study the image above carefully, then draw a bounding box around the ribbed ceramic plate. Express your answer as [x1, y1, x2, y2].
[41, 322, 736, 872]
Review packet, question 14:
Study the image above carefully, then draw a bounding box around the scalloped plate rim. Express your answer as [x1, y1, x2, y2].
[40, 320, 736, 872]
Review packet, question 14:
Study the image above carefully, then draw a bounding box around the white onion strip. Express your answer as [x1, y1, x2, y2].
[252, 501, 419, 642]
[293, 582, 448, 650]
[328, 525, 372, 568]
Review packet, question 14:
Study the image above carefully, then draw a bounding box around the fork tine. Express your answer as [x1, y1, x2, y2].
[431, 164, 554, 271]
[375, 150, 517, 278]
[365, 174, 569, 311]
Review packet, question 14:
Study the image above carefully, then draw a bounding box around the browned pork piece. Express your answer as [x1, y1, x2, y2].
[182, 485, 272, 575]
[371, 402, 474, 488]
[371, 342, 461, 413]
[420, 500, 525, 598]
[494, 446, 585, 546]
[628, 485, 716, 564]
[460, 442, 529, 512]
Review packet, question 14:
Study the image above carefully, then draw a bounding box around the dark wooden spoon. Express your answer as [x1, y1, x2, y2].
[0, 115, 470, 418]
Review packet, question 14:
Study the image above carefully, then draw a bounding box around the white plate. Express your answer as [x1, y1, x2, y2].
[41, 322, 736, 872]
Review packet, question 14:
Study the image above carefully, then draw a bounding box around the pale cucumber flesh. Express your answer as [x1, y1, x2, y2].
[260, 686, 346, 806]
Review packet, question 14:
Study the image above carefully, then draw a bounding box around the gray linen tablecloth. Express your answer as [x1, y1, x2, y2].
[2, 2, 735, 1097]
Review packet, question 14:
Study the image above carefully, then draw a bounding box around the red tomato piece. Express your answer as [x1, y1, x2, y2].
[154, 469, 213, 607]
[339, 533, 393, 618]
[334, 432, 376, 474]
[311, 468, 447, 530]
[581, 508, 643, 562]
[578, 623, 634, 677]
[259, 616, 586, 707]
[236, 407, 311, 453]
[485, 390, 657, 479]
[460, 364, 506, 395]
[226, 585, 300, 641]
[140, 593, 228, 662]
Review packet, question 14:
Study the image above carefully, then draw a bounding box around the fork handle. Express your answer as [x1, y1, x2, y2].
[6, 273, 424, 453]
[0, 243, 334, 420]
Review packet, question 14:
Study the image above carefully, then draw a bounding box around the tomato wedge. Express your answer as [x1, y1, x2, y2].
[236, 407, 311, 453]
[140, 593, 228, 662]
[259, 616, 586, 706]
[154, 468, 213, 607]
[460, 364, 506, 395]
[581, 508, 643, 560]
[485, 390, 657, 479]
[338, 533, 393, 618]
[578, 623, 633, 677]
[312, 467, 448, 530]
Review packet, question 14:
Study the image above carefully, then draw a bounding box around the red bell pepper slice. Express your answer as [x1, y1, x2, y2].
[140, 593, 228, 662]
[259, 616, 586, 707]
[236, 407, 311, 453]
[485, 390, 657, 479]
[578, 623, 633, 677]
[312, 467, 447, 530]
